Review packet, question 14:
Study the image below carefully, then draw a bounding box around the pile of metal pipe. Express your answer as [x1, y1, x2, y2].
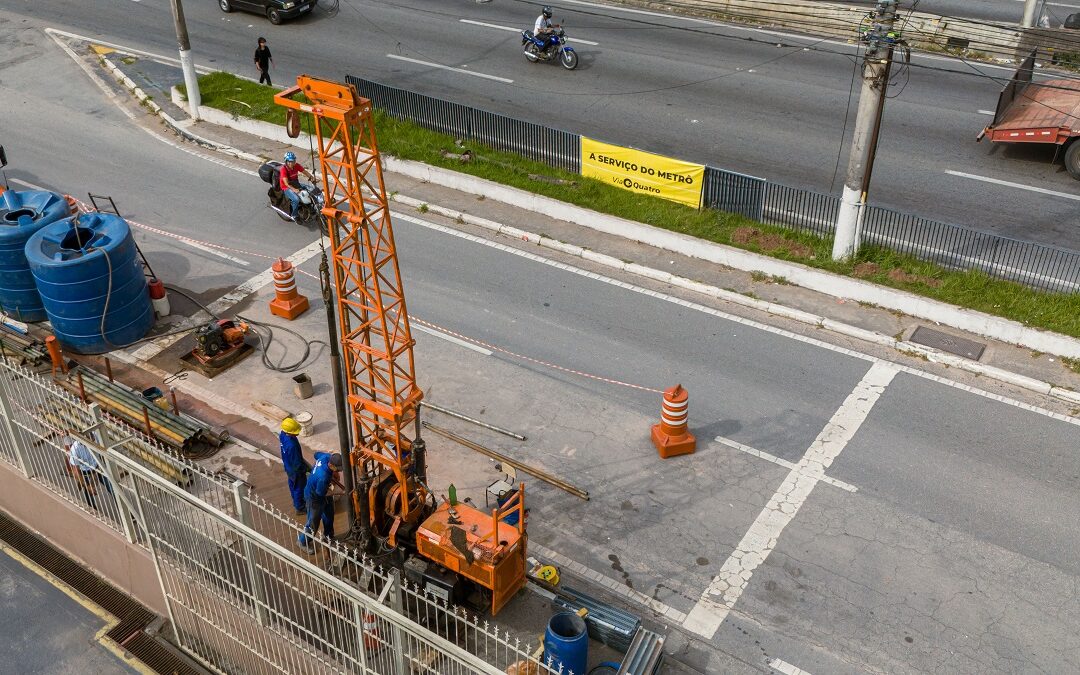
[62, 365, 207, 452]
[0, 324, 48, 367]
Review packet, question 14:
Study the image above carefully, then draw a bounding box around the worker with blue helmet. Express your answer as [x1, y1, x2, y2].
[297, 451, 342, 553]
[278, 151, 314, 220]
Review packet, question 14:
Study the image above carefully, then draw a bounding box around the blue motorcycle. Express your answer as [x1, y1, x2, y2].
[521, 27, 578, 70]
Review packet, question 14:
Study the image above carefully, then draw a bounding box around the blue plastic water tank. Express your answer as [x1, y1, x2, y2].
[0, 190, 71, 322]
[26, 213, 154, 354]
[544, 612, 588, 675]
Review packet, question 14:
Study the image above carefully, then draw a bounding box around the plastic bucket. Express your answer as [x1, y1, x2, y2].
[294, 411, 314, 437]
[544, 612, 587, 675]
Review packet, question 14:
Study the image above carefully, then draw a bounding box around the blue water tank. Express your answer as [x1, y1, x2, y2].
[0, 190, 71, 322]
[545, 612, 588, 675]
[26, 213, 154, 354]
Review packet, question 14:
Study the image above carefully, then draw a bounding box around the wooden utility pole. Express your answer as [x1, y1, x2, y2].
[832, 0, 898, 261]
[170, 0, 201, 120]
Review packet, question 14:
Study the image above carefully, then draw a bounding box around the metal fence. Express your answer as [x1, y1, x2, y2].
[347, 76, 581, 172]
[0, 360, 560, 675]
[346, 77, 1080, 294]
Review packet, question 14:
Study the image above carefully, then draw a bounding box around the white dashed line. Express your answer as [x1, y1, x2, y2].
[977, 109, 996, 115]
[683, 363, 897, 638]
[770, 657, 813, 675]
[715, 435, 858, 493]
[945, 170, 1080, 201]
[459, 18, 600, 45]
[413, 323, 493, 355]
[386, 54, 513, 84]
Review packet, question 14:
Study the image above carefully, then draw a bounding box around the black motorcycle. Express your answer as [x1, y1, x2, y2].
[259, 160, 325, 226]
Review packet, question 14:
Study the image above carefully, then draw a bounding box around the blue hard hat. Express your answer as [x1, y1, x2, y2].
[284, 151, 296, 162]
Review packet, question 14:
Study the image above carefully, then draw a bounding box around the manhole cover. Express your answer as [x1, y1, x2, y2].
[909, 326, 986, 361]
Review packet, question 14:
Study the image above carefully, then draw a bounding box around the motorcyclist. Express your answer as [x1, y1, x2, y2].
[533, 6, 555, 54]
[278, 151, 315, 221]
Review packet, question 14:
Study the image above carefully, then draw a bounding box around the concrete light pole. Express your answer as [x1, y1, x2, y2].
[170, 0, 201, 120]
[831, 0, 898, 262]
[1021, 0, 1039, 28]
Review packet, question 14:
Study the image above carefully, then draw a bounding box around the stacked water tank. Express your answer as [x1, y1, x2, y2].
[26, 212, 154, 354]
[0, 190, 71, 322]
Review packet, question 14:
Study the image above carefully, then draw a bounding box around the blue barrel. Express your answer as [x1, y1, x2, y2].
[545, 612, 588, 675]
[26, 213, 154, 354]
[0, 190, 71, 322]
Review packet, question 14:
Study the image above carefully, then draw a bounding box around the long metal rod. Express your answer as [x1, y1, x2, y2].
[422, 422, 589, 501]
[422, 402, 526, 441]
[321, 250, 358, 534]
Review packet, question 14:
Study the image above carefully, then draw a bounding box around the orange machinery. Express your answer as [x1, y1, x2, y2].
[274, 77, 526, 614]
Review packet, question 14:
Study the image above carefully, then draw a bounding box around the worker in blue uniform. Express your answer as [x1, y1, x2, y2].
[279, 418, 310, 515]
[297, 451, 342, 554]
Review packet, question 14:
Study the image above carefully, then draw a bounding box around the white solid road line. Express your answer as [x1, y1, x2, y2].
[45, 28, 215, 74]
[459, 19, 600, 45]
[386, 54, 513, 84]
[8, 178, 48, 191]
[769, 658, 813, 675]
[1013, 0, 1080, 8]
[977, 109, 996, 115]
[684, 363, 897, 638]
[714, 435, 857, 493]
[945, 170, 1080, 202]
[413, 323, 493, 356]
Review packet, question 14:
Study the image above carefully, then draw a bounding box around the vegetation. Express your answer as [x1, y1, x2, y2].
[181, 72, 1080, 339]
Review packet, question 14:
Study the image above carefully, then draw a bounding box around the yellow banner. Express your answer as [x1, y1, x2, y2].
[581, 137, 705, 208]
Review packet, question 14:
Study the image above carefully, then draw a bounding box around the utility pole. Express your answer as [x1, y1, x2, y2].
[1021, 0, 1039, 27]
[169, 0, 201, 120]
[832, 0, 898, 261]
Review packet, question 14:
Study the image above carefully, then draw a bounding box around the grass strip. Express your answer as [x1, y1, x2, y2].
[181, 72, 1080, 339]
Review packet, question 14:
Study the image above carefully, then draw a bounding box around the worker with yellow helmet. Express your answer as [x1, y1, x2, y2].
[279, 417, 310, 515]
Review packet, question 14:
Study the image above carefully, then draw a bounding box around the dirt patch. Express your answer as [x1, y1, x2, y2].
[887, 268, 942, 288]
[852, 262, 880, 278]
[730, 228, 813, 259]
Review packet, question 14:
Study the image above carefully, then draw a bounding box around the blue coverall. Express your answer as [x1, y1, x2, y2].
[279, 430, 308, 512]
[298, 452, 335, 547]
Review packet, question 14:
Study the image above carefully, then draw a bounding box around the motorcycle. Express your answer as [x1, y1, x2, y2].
[259, 160, 325, 227]
[521, 27, 578, 70]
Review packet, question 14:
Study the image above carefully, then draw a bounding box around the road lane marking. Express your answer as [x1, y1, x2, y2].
[684, 363, 897, 638]
[459, 18, 600, 45]
[945, 170, 1080, 201]
[386, 54, 513, 83]
[413, 323, 492, 355]
[8, 178, 49, 191]
[172, 238, 251, 266]
[770, 658, 812, 675]
[715, 435, 857, 493]
[977, 109, 996, 115]
[1013, 0, 1080, 8]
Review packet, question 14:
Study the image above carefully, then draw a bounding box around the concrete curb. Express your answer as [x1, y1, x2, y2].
[122, 92, 1080, 405]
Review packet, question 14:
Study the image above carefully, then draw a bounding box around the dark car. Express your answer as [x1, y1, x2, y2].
[219, 0, 316, 25]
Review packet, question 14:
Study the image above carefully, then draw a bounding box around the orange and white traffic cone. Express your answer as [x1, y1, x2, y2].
[268, 258, 310, 320]
[651, 384, 696, 459]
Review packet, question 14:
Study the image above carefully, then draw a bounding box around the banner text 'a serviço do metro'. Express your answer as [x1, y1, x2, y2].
[580, 137, 705, 208]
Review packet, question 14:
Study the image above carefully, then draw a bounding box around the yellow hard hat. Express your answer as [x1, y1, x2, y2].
[281, 417, 301, 435]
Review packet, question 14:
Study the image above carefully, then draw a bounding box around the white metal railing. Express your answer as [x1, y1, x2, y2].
[0, 359, 560, 674]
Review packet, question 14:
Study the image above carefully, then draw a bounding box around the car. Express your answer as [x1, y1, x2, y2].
[218, 0, 316, 25]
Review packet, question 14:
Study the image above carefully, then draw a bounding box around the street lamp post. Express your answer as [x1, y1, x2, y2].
[170, 0, 201, 121]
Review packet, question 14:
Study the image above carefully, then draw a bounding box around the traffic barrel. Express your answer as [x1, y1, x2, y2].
[651, 384, 696, 458]
[268, 258, 309, 320]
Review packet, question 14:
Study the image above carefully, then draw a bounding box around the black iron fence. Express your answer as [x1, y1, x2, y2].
[346, 75, 1080, 293]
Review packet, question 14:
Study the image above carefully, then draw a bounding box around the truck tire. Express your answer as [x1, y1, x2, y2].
[1066, 141, 1080, 180]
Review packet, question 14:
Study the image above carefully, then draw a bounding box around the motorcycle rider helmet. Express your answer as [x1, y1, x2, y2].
[284, 151, 296, 163]
[542, 5, 552, 18]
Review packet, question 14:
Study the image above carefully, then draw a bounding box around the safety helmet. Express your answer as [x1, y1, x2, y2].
[542, 6, 552, 18]
[281, 417, 301, 435]
[284, 151, 296, 163]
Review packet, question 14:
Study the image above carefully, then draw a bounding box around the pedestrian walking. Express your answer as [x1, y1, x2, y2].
[254, 37, 273, 86]
[297, 451, 341, 554]
[64, 436, 112, 510]
[279, 417, 310, 515]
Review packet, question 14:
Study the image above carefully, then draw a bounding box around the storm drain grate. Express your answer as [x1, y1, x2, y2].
[909, 326, 986, 361]
[0, 511, 202, 675]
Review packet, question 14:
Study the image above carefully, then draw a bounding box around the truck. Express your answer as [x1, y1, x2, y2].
[978, 49, 1080, 179]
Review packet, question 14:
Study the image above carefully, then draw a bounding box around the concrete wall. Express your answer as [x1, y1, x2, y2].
[0, 460, 167, 617]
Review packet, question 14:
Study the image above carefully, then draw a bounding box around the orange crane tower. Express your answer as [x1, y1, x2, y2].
[275, 77, 526, 614]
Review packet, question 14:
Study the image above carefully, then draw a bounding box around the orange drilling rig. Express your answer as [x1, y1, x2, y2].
[274, 77, 526, 614]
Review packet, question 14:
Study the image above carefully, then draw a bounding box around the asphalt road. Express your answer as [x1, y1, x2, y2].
[6, 20, 1080, 672]
[8, 0, 1080, 251]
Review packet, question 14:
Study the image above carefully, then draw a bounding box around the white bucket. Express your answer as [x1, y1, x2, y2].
[294, 411, 314, 437]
